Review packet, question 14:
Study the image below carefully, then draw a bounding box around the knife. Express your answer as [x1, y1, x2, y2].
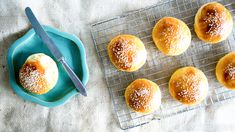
[25, 7, 87, 96]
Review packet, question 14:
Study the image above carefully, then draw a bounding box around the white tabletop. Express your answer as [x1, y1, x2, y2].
[0, 0, 235, 131]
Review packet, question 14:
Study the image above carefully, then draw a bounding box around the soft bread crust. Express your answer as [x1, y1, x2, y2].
[107, 34, 147, 72]
[19, 53, 58, 94]
[169, 67, 208, 106]
[194, 2, 233, 44]
[216, 52, 235, 89]
[125, 78, 161, 114]
[152, 17, 191, 56]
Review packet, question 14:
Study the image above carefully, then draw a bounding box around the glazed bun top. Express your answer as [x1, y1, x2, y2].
[216, 52, 235, 89]
[152, 17, 191, 56]
[169, 67, 209, 105]
[194, 2, 233, 43]
[19, 53, 58, 94]
[125, 78, 161, 114]
[107, 34, 147, 72]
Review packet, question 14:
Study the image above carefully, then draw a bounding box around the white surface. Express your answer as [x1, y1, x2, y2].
[0, 0, 235, 131]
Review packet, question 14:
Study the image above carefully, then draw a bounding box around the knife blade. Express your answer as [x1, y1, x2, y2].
[25, 7, 87, 96]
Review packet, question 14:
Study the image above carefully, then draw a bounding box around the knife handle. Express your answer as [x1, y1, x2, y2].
[60, 58, 87, 96]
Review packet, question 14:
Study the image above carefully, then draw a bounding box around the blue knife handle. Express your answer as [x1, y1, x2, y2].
[60, 58, 87, 96]
[25, 7, 63, 60]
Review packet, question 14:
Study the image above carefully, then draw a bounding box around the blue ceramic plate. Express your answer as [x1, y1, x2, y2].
[7, 25, 89, 107]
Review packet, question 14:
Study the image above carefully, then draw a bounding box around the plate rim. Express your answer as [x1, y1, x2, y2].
[7, 25, 89, 107]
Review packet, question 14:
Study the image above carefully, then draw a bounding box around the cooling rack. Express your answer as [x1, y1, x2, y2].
[90, 0, 235, 130]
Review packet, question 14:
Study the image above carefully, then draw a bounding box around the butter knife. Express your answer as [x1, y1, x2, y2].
[25, 7, 87, 96]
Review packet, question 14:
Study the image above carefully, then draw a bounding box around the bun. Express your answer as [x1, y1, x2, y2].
[19, 53, 58, 94]
[169, 67, 208, 105]
[216, 52, 235, 89]
[125, 78, 161, 114]
[152, 17, 191, 56]
[107, 34, 147, 72]
[194, 2, 233, 44]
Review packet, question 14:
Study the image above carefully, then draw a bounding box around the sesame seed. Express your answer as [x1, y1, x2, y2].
[173, 72, 203, 103]
[19, 63, 47, 93]
[111, 37, 138, 69]
[129, 87, 151, 110]
[224, 63, 235, 80]
[202, 7, 226, 37]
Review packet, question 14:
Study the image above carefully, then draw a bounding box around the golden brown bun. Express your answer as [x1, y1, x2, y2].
[169, 67, 208, 106]
[125, 78, 161, 114]
[152, 17, 191, 56]
[194, 2, 233, 44]
[107, 35, 147, 72]
[216, 52, 235, 89]
[19, 53, 58, 94]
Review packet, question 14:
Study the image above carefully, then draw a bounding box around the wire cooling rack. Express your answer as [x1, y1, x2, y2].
[91, 0, 235, 130]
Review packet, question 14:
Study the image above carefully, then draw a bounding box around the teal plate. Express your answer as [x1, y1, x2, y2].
[7, 25, 89, 107]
